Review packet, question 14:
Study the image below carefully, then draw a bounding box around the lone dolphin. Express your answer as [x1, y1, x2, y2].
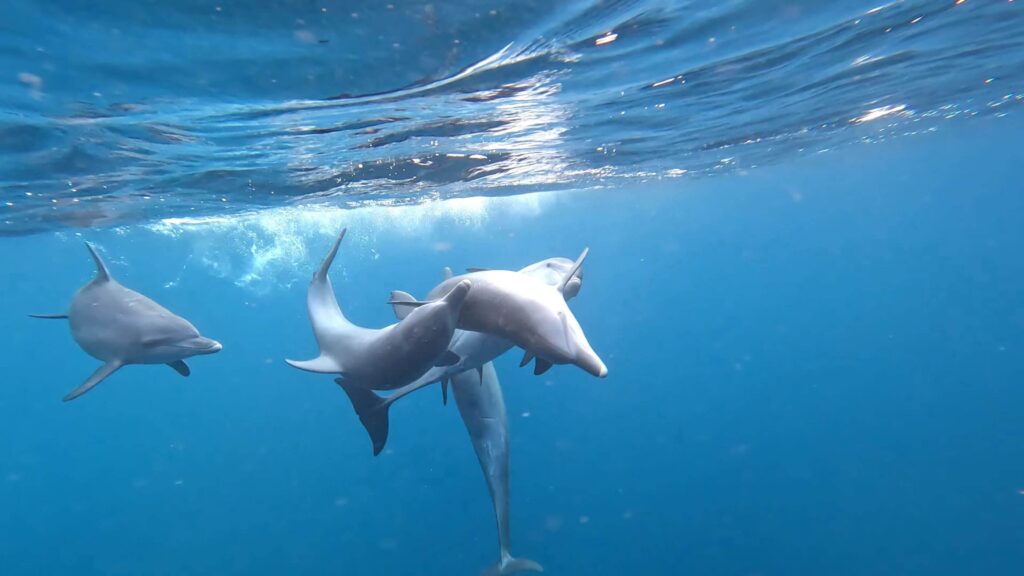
[285, 229, 471, 391]
[31, 242, 222, 402]
[340, 257, 583, 455]
[452, 363, 543, 576]
[391, 248, 606, 378]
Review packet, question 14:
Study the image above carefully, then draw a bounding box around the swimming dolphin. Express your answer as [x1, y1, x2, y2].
[285, 229, 472, 391]
[391, 248, 606, 379]
[30, 242, 222, 402]
[339, 257, 583, 455]
[452, 363, 543, 576]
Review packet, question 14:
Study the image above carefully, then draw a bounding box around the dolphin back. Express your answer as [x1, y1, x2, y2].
[287, 229, 354, 374]
[452, 364, 542, 576]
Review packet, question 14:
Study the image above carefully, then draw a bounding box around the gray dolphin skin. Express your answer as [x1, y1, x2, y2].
[392, 248, 605, 378]
[286, 229, 472, 391]
[339, 257, 583, 455]
[451, 363, 543, 576]
[30, 242, 222, 402]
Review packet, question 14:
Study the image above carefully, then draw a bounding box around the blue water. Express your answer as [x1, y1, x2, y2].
[2, 1, 1024, 575]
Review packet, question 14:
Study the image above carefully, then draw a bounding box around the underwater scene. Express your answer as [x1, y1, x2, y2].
[2, 1, 1023, 574]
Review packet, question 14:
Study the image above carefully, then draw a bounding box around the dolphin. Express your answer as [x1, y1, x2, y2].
[30, 242, 223, 402]
[339, 257, 583, 455]
[451, 363, 543, 576]
[391, 248, 606, 379]
[285, 229, 472, 391]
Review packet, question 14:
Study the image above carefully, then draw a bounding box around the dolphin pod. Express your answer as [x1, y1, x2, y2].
[30, 242, 222, 401]
[339, 257, 585, 456]
[32, 231, 606, 575]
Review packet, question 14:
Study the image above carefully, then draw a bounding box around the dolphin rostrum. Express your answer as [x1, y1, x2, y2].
[391, 248, 606, 379]
[285, 229, 471, 392]
[31, 242, 222, 402]
[452, 363, 543, 576]
[340, 257, 584, 455]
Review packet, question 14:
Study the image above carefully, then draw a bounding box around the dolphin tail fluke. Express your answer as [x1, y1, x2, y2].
[64, 360, 123, 402]
[285, 355, 341, 374]
[336, 379, 390, 456]
[28, 313, 69, 319]
[483, 555, 544, 576]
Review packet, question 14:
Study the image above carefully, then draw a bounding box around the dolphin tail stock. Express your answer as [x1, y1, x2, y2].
[335, 379, 390, 456]
[28, 313, 69, 319]
[482, 554, 544, 576]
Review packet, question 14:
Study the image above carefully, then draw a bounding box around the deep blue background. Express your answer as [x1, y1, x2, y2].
[1, 114, 1022, 575]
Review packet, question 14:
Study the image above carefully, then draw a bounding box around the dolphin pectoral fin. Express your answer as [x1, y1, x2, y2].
[336, 379, 390, 456]
[519, 351, 535, 368]
[433, 350, 460, 367]
[389, 290, 417, 321]
[166, 360, 190, 377]
[440, 379, 449, 405]
[483, 556, 544, 576]
[28, 313, 69, 319]
[285, 355, 342, 374]
[64, 360, 123, 402]
[466, 267, 491, 273]
[557, 247, 589, 294]
[533, 358, 553, 376]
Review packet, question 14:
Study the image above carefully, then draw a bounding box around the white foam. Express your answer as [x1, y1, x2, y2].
[148, 193, 553, 292]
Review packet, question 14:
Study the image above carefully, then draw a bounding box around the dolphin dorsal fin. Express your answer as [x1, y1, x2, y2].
[315, 228, 347, 282]
[85, 242, 112, 282]
[558, 247, 589, 294]
[442, 267, 453, 280]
